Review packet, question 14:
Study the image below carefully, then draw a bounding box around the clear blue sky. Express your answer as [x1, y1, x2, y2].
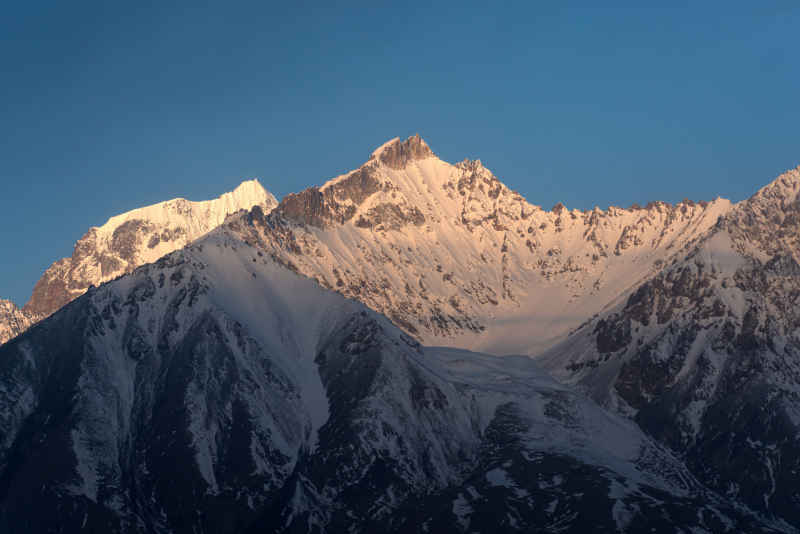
[2, 2, 799, 305]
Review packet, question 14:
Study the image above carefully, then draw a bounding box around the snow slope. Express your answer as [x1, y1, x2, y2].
[242, 135, 731, 356]
[0, 225, 780, 533]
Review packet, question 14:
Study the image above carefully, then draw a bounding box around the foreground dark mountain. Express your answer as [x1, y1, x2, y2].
[540, 166, 800, 527]
[0, 227, 782, 533]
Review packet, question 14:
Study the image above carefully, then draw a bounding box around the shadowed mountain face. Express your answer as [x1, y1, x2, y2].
[0, 228, 783, 534]
[0, 181, 277, 346]
[539, 166, 800, 527]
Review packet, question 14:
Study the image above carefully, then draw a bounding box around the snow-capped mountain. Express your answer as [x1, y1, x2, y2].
[0, 180, 277, 345]
[0, 225, 783, 533]
[538, 165, 800, 526]
[3, 133, 799, 532]
[244, 135, 731, 355]
[0, 301, 32, 346]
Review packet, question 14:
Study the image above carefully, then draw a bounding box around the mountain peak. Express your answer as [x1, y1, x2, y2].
[231, 178, 273, 199]
[93, 179, 276, 239]
[21, 179, 279, 319]
[746, 165, 800, 207]
[219, 178, 278, 214]
[370, 134, 435, 169]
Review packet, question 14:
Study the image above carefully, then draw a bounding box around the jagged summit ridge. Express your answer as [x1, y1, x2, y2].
[720, 165, 800, 261]
[748, 164, 800, 205]
[369, 133, 435, 169]
[275, 135, 436, 228]
[232, 136, 732, 355]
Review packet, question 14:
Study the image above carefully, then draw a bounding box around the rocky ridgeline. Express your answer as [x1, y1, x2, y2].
[725, 166, 800, 258]
[0, 137, 732, 354]
[230, 135, 730, 354]
[539, 165, 800, 526]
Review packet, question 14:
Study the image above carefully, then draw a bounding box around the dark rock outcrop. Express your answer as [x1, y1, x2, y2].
[275, 166, 382, 228]
[374, 134, 434, 169]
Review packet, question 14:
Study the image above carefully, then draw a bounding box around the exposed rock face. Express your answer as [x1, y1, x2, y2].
[274, 187, 327, 227]
[373, 133, 434, 169]
[13, 180, 278, 325]
[0, 301, 32, 345]
[540, 166, 800, 528]
[355, 202, 426, 230]
[725, 166, 800, 258]
[0, 229, 780, 534]
[231, 135, 731, 355]
[275, 166, 381, 228]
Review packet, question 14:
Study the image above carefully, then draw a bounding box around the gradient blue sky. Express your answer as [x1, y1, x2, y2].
[2, 2, 799, 305]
